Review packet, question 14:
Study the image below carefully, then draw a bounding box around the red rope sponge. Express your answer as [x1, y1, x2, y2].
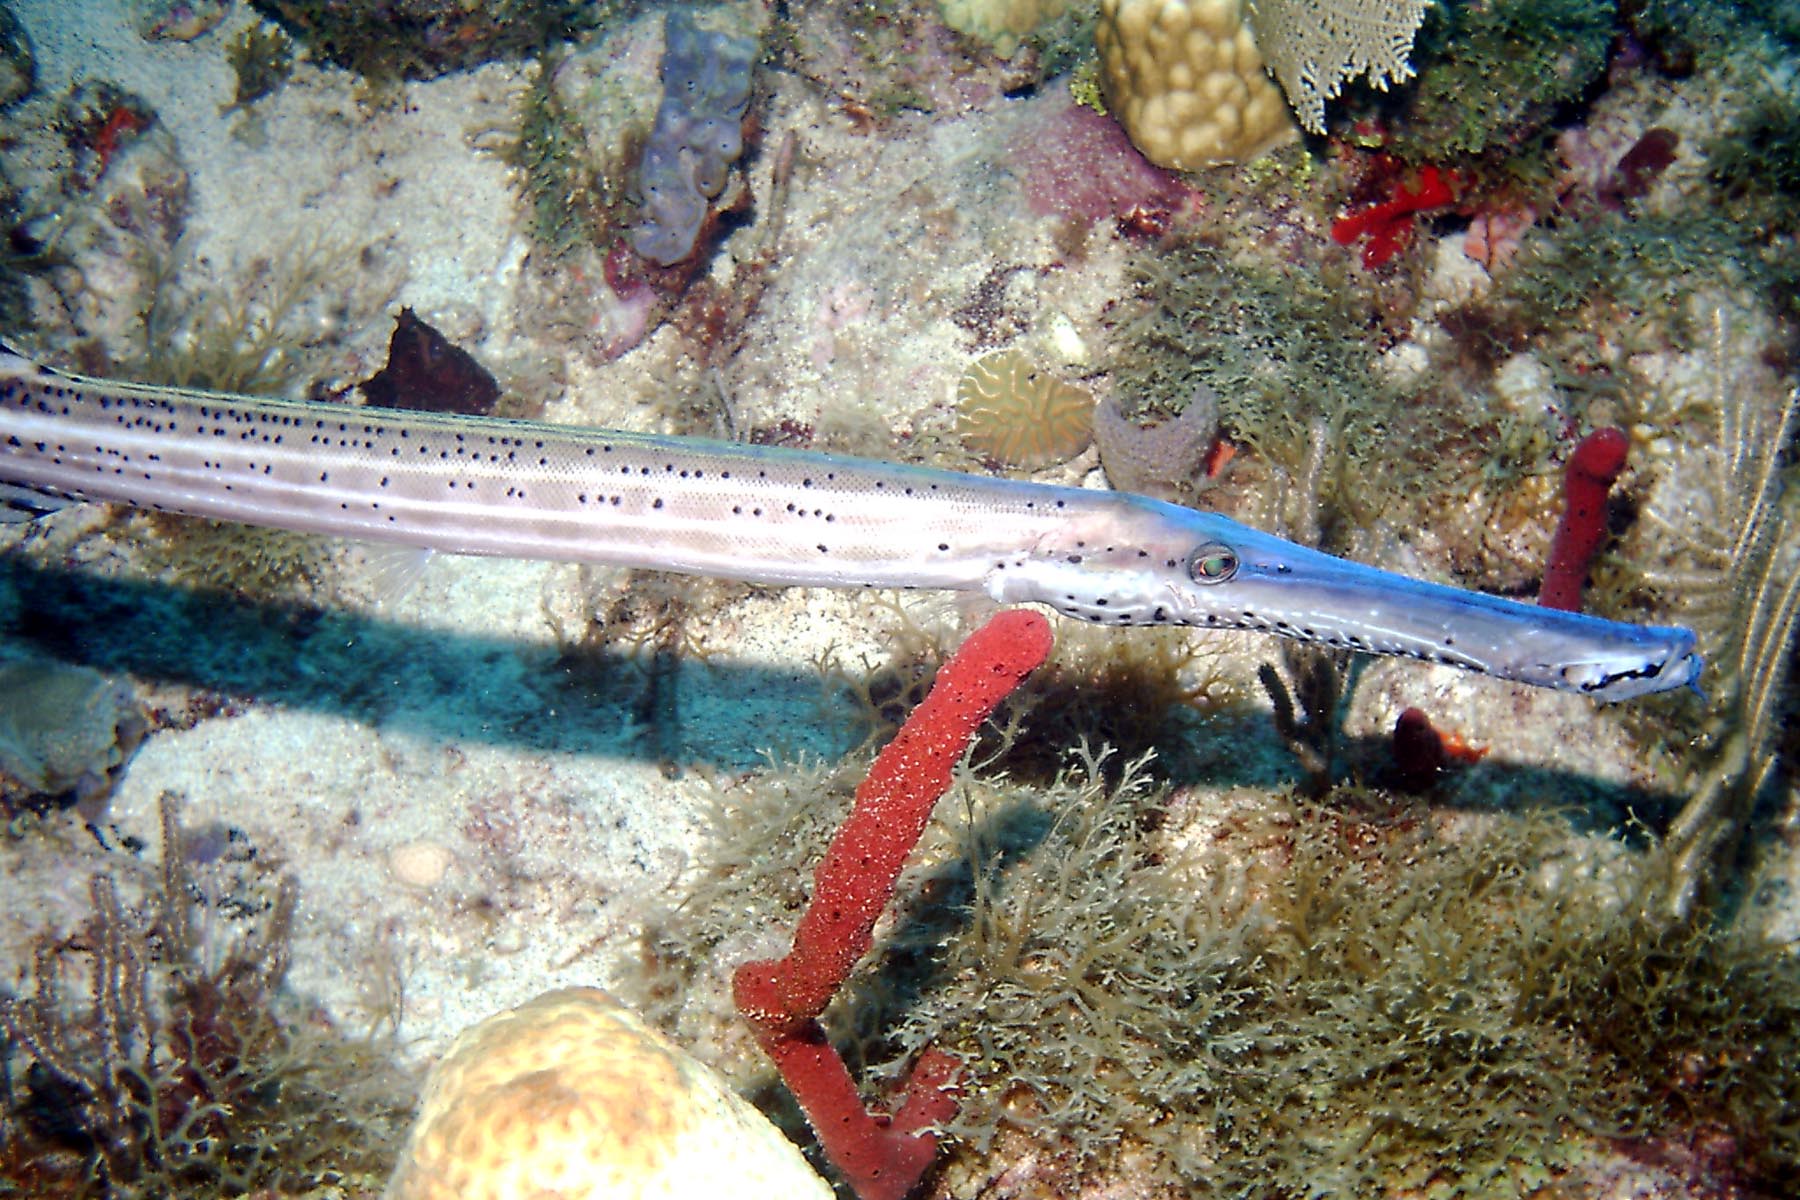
[734, 609, 1054, 1200]
[1540, 427, 1629, 612]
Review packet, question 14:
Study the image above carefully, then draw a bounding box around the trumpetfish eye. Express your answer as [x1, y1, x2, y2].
[1188, 543, 1239, 584]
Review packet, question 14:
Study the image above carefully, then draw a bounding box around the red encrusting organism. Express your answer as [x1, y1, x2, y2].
[1204, 434, 1238, 479]
[1597, 127, 1680, 212]
[1010, 100, 1190, 232]
[1391, 706, 1447, 791]
[1332, 164, 1459, 268]
[94, 106, 149, 174]
[1540, 426, 1630, 612]
[1390, 707, 1488, 791]
[733, 609, 1055, 1200]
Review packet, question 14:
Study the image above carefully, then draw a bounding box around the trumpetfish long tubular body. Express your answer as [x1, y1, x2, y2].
[0, 348, 1701, 701]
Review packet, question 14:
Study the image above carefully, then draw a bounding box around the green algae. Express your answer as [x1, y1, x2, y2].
[1380, 0, 1613, 164]
[506, 55, 621, 259]
[1108, 235, 1491, 536]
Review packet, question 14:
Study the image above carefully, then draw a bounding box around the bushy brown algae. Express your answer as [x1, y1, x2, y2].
[3, 154, 386, 605]
[634, 732, 1800, 1197]
[58, 203, 399, 606]
[125, 226, 381, 397]
[1106, 235, 1492, 538]
[499, 53, 633, 260]
[130, 514, 335, 606]
[223, 24, 295, 114]
[0, 792, 412, 1197]
[246, 0, 606, 83]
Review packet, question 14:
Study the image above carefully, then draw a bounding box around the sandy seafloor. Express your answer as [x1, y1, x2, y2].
[0, 0, 1795, 1196]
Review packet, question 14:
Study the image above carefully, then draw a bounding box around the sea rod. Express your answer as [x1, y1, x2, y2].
[0, 347, 1701, 701]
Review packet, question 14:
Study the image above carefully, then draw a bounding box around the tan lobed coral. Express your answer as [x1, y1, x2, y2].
[1096, 0, 1297, 168]
[385, 987, 832, 1200]
[940, 0, 1072, 57]
[957, 347, 1095, 467]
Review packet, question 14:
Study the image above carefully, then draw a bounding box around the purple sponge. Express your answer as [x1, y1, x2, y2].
[629, 11, 757, 266]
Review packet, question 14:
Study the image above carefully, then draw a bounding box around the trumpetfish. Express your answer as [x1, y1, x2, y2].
[0, 347, 1701, 701]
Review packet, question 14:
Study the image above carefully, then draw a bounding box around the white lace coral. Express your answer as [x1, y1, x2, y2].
[1246, 0, 1433, 134]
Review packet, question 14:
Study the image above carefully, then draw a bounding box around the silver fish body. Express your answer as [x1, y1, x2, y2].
[0, 349, 1700, 700]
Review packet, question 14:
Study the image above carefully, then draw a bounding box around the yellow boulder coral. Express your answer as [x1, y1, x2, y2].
[940, 0, 1071, 57]
[1096, 0, 1297, 168]
[957, 348, 1094, 468]
[384, 988, 831, 1200]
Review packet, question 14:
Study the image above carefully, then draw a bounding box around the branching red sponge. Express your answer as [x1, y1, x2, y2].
[1332, 164, 1458, 268]
[1540, 427, 1629, 612]
[733, 608, 1055, 1200]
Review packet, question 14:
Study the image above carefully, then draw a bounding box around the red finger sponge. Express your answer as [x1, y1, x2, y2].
[1540, 427, 1629, 612]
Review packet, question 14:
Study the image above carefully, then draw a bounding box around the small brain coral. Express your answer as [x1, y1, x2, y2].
[1097, 0, 1296, 168]
[385, 987, 831, 1200]
[956, 347, 1094, 467]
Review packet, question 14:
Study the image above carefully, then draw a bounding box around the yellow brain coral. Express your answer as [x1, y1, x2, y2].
[384, 988, 831, 1200]
[956, 348, 1094, 468]
[1096, 0, 1297, 168]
